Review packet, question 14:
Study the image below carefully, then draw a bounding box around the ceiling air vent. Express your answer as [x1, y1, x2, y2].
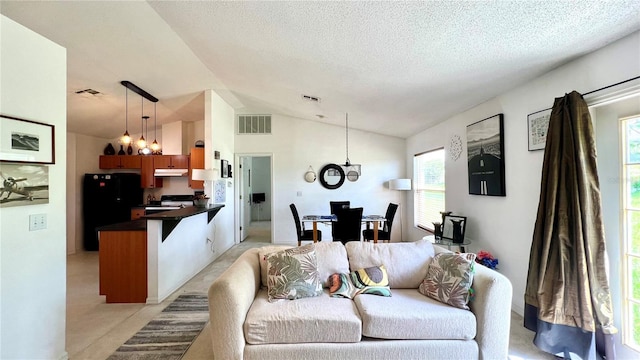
[238, 115, 272, 134]
[301, 94, 321, 103]
[75, 88, 101, 95]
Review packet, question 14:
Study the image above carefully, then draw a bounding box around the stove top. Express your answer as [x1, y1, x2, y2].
[160, 194, 194, 206]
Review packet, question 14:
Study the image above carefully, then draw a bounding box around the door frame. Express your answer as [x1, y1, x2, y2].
[235, 153, 273, 244]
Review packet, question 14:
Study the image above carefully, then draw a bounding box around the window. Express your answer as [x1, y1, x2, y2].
[414, 148, 445, 231]
[621, 115, 640, 352]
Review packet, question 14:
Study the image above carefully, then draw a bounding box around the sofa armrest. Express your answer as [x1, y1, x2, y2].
[469, 263, 513, 360]
[208, 248, 261, 360]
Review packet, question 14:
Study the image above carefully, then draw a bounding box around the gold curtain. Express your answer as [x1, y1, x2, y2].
[524, 91, 616, 358]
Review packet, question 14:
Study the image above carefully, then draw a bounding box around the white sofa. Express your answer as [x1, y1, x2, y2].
[207, 240, 512, 360]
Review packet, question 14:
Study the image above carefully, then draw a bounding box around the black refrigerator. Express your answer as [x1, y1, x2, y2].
[83, 173, 142, 251]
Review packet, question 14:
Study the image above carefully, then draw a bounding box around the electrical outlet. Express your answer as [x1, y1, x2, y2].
[29, 214, 47, 231]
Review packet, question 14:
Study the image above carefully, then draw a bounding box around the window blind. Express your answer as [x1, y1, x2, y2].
[414, 148, 445, 231]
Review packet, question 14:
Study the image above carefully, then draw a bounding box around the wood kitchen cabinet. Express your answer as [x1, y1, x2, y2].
[140, 156, 163, 189]
[190, 147, 204, 189]
[153, 155, 189, 169]
[131, 207, 145, 220]
[99, 155, 141, 169]
[99, 228, 147, 303]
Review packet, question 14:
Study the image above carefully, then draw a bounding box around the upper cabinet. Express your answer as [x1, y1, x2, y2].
[153, 155, 189, 169]
[140, 156, 163, 189]
[190, 148, 204, 189]
[99, 155, 141, 169]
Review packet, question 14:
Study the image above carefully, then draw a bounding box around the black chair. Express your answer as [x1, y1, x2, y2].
[290, 203, 321, 246]
[333, 207, 363, 244]
[363, 203, 398, 243]
[330, 201, 350, 239]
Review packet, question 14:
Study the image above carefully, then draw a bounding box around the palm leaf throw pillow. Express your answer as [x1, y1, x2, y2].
[266, 244, 322, 302]
[419, 252, 476, 310]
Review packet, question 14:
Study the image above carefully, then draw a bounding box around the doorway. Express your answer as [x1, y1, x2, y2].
[237, 154, 273, 244]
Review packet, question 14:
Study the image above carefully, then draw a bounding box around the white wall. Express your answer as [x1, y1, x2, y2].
[205, 90, 236, 253]
[0, 14, 68, 360]
[406, 31, 640, 317]
[235, 114, 407, 244]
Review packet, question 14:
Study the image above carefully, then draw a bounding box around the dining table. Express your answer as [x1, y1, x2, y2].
[301, 214, 387, 243]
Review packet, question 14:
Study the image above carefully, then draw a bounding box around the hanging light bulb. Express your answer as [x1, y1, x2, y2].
[120, 87, 131, 144]
[141, 116, 151, 155]
[150, 102, 161, 153]
[137, 97, 147, 149]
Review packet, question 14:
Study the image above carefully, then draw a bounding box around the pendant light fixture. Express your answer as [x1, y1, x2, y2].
[150, 102, 161, 154]
[137, 96, 147, 150]
[120, 80, 159, 154]
[141, 116, 151, 155]
[342, 113, 361, 181]
[120, 87, 131, 145]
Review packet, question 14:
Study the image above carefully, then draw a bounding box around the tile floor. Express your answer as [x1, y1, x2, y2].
[66, 221, 554, 360]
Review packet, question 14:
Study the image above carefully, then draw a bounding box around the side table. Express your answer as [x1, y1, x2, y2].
[423, 235, 471, 253]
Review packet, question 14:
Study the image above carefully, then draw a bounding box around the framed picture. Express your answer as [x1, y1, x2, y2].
[527, 108, 551, 151]
[442, 215, 467, 243]
[221, 159, 229, 178]
[467, 113, 506, 196]
[0, 163, 49, 207]
[0, 115, 55, 164]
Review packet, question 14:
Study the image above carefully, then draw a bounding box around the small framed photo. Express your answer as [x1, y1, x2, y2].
[527, 109, 551, 151]
[0, 115, 55, 164]
[221, 159, 229, 178]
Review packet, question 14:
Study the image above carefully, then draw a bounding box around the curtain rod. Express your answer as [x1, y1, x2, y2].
[529, 75, 640, 115]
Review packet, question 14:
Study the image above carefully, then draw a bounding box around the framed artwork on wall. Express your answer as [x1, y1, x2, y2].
[527, 108, 551, 151]
[466, 113, 506, 196]
[0, 115, 55, 164]
[221, 159, 229, 178]
[0, 163, 49, 207]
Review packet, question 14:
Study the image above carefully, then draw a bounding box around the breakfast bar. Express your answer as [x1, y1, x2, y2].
[98, 204, 224, 304]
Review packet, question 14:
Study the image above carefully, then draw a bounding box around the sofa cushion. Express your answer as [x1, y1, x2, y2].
[419, 252, 476, 310]
[258, 242, 349, 288]
[345, 239, 435, 288]
[266, 244, 322, 302]
[314, 241, 350, 287]
[353, 289, 476, 340]
[258, 245, 292, 287]
[328, 266, 392, 299]
[244, 289, 362, 344]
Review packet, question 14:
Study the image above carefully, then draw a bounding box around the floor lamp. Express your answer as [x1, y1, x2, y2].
[389, 179, 412, 242]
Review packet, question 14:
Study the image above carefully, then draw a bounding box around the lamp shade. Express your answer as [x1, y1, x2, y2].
[192, 169, 216, 181]
[389, 178, 411, 190]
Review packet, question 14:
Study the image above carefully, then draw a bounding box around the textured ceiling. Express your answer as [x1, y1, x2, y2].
[2, 1, 639, 139]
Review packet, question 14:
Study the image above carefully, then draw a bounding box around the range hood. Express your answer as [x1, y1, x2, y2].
[154, 168, 188, 177]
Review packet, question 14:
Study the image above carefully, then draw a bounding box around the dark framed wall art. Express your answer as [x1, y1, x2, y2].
[527, 108, 551, 151]
[0, 115, 55, 164]
[221, 159, 229, 178]
[466, 113, 506, 196]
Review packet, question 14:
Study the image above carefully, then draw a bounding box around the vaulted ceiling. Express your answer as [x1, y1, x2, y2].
[2, 1, 639, 139]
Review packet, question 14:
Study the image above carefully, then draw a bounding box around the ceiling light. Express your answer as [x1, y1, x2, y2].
[120, 87, 131, 145]
[150, 102, 161, 154]
[342, 113, 361, 181]
[121, 81, 159, 155]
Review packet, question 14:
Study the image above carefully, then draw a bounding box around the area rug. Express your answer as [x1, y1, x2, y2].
[107, 294, 209, 360]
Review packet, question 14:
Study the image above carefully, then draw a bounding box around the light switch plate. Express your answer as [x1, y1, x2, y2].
[29, 214, 47, 231]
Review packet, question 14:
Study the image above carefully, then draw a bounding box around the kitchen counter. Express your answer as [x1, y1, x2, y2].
[143, 203, 224, 221]
[97, 219, 147, 232]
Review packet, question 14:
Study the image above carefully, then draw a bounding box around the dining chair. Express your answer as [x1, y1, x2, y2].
[333, 207, 363, 244]
[363, 203, 398, 243]
[290, 203, 321, 246]
[330, 201, 350, 239]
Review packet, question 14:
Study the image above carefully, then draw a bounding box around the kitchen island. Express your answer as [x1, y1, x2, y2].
[98, 204, 224, 304]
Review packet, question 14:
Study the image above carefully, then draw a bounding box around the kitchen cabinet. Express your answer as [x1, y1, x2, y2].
[99, 155, 141, 169]
[140, 156, 163, 189]
[131, 207, 145, 220]
[190, 147, 204, 189]
[153, 155, 189, 169]
[98, 225, 147, 303]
